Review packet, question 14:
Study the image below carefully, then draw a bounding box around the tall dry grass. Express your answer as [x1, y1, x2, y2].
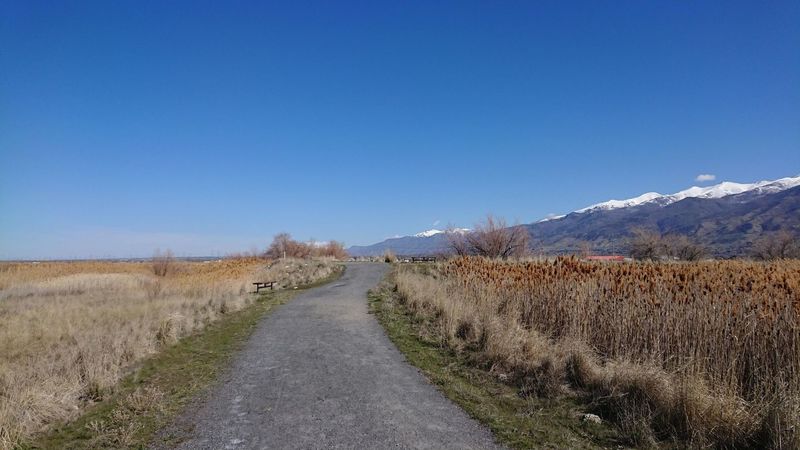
[394, 257, 800, 448]
[0, 258, 338, 449]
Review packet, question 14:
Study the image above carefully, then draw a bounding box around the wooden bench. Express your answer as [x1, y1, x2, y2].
[253, 281, 276, 293]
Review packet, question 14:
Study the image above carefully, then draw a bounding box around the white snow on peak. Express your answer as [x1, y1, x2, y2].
[576, 192, 663, 213]
[670, 182, 759, 201]
[538, 214, 566, 223]
[414, 229, 444, 238]
[412, 228, 470, 238]
[669, 177, 800, 202]
[545, 174, 800, 220]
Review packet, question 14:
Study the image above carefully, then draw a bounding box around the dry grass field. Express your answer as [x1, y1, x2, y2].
[0, 257, 338, 448]
[394, 257, 800, 448]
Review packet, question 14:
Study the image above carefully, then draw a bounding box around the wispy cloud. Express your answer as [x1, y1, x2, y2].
[695, 174, 716, 182]
[432, 219, 441, 226]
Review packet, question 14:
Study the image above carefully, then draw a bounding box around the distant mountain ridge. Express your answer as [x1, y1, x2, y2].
[571, 176, 800, 214]
[347, 175, 800, 257]
[348, 233, 452, 257]
[530, 184, 800, 257]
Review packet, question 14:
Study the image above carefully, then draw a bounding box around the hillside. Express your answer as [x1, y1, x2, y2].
[348, 234, 451, 257]
[529, 185, 800, 256]
[348, 177, 800, 257]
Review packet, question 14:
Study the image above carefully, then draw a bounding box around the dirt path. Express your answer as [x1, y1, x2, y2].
[157, 263, 501, 449]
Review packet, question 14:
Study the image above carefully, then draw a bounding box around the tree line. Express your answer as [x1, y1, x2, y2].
[263, 233, 348, 260]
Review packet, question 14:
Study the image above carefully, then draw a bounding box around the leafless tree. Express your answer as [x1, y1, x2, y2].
[265, 233, 290, 259]
[265, 233, 312, 259]
[752, 230, 799, 260]
[454, 215, 530, 259]
[445, 226, 470, 256]
[314, 241, 348, 259]
[663, 234, 706, 261]
[152, 249, 174, 277]
[629, 228, 666, 261]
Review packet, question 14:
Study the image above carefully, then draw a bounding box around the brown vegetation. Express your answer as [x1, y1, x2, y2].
[264, 233, 348, 260]
[393, 257, 800, 448]
[0, 257, 339, 448]
[151, 249, 175, 277]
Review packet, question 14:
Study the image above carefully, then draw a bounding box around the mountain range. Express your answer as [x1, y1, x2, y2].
[347, 175, 800, 257]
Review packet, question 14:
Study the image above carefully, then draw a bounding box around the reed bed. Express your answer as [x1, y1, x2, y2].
[0, 258, 337, 449]
[395, 257, 800, 448]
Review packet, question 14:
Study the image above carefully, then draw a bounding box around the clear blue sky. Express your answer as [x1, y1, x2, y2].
[1, 1, 798, 259]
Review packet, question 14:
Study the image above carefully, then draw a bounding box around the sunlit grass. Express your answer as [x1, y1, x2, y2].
[0, 258, 338, 448]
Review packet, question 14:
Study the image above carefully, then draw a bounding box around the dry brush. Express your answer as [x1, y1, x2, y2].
[394, 257, 800, 448]
[0, 257, 338, 449]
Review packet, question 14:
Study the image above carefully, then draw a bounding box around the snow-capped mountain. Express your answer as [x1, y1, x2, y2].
[348, 174, 800, 257]
[526, 174, 800, 257]
[567, 175, 800, 216]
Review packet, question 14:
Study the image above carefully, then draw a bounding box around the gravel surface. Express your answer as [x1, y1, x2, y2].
[157, 262, 502, 450]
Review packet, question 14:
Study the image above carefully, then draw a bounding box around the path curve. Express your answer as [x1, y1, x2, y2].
[159, 263, 501, 449]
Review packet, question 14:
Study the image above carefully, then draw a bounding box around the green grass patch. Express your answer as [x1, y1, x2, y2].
[28, 266, 344, 450]
[368, 279, 627, 450]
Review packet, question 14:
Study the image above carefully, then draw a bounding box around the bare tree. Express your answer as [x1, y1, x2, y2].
[152, 249, 174, 277]
[264, 233, 312, 259]
[455, 215, 530, 259]
[265, 232, 290, 259]
[663, 234, 706, 261]
[313, 241, 349, 259]
[629, 228, 665, 261]
[445, 226, 470, 256]
[752, 230, 799, 260]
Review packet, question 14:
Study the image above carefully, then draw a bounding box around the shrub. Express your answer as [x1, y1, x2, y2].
[264, 234, 349, 260]
[447, 215, 530, 259]
[264, 233, 311, 259]
[312, 241, 349, 259]
[151, 249, 174, 277]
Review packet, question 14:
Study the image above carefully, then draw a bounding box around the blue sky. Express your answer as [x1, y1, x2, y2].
[1, 1, 798, 259]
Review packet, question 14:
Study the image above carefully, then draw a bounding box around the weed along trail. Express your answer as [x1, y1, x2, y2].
[156, 263, 501, 450]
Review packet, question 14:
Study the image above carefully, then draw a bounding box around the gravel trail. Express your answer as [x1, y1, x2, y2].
[159, 262, 502, 450]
